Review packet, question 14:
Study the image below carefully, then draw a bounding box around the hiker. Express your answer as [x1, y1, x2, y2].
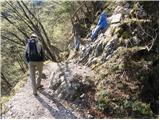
[90, 9, 108, 41]
[25, 33, 45, 96]
[73, 19, 81, 51]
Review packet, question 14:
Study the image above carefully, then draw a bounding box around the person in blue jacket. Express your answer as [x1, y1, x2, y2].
[90, 9, 108, 41]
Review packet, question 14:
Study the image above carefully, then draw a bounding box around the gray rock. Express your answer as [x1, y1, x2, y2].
[50, 67, 82, 100]
[124, 2, 130, 8]
[114, 6, 123, 14]
[124, 8, 131, 15]
[95, 42, 103, 57]
[87, 114, 94, 119]
[101, 36, 118, 61]
[105, 54, 113, 61]
[111, 13, 122, 23]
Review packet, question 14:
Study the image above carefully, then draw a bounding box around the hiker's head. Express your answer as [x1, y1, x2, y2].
[96, 7, 104, 16]
[96, 11, 101, 17]
[30, 33, 38, 38]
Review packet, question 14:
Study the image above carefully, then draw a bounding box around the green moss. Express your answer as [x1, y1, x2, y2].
[96, 90, 109, 111]
[122, 31, 132, 39]
[117, 28, 124, 38]
[100, 74, 106, 80]
[132, 101, 154, 118]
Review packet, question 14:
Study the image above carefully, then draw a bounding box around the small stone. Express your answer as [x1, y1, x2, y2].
[60, 76, 65, 81]
[88, 114, 94, 119]
[58, 93, 63, 98]
[80, 94, 85, 98]
[9, 105, 13, 109]
[82, 99, 85, 102]
[10, 112, 14, 116]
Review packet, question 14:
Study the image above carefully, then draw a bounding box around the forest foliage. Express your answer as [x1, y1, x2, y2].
[1, 0, 101, 97]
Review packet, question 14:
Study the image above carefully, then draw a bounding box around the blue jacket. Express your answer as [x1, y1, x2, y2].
[97, 11, 107, 29]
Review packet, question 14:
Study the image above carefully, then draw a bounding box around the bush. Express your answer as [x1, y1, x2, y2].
[96, 90, 110, 111]
[132, 101, 154, 118]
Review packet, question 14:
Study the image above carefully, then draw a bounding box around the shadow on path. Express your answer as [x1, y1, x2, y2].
[35, 90, 77, 119]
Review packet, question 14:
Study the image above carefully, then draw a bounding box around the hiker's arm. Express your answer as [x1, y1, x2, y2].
[25, 52, 29, 63]
[97, 15, 102, 26]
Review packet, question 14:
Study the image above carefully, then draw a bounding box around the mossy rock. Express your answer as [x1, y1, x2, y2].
[116, 28, 124, 38]
[121, 31, 132, 39]
[116, 22, 132, 39]
[132, 101, 154, 118]
[96, 90, 110, 111]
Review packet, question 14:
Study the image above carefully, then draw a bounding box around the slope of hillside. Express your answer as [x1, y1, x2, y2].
[76, 1, 159, 118]
[2, 1, 158, 119]
[2, 61, 97, 119]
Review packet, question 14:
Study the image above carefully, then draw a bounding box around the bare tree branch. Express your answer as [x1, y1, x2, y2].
[1, 13, 29, 39]
[2, 35, 24, 46]
[136, 14, 157, 51]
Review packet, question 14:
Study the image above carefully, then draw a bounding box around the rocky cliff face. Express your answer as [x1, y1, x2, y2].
[50, 1, 158, 118]
[76, 1, 158, 118]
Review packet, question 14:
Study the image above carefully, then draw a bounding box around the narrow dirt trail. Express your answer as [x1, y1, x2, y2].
[2, 60, 95, 119]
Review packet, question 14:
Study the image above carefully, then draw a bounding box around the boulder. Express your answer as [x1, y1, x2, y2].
[50, 69, 82, 100]
[95, 42, 103, 57]
[101, 36, 118, 61]
[114, 6, 124, 14]
[49, 61, 95, 101]
[111, 13, 122, 24]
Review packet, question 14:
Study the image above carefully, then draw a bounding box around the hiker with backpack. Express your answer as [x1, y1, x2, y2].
[25, 33, 45, 96]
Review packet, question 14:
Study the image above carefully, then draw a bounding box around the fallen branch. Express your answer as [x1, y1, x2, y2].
[136, 14, 157, 51]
